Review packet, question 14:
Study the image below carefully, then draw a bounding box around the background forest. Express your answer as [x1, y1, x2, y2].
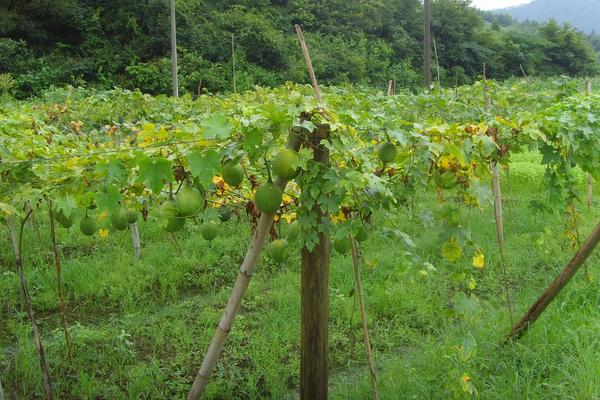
[1, 0, 599, 97]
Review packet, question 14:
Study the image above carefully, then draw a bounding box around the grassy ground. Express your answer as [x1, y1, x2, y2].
[1, 152, 599, 399]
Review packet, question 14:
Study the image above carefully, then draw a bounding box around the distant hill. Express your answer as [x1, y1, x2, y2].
[497, 0, 600, 33]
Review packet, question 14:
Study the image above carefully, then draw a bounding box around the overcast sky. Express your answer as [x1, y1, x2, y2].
[470, 0, 532, 10]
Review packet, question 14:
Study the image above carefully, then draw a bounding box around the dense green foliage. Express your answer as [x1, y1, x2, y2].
[1, 0, 598, 97]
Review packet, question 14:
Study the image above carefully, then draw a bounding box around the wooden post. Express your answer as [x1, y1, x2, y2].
[586, 81, 593, 209]
[170, 0, 179, 97]
[350, 238, 378, 400]
[231, 33, 237, 94]
[8, 213, 54, 400]
[187, 132, 302, 400]
[387, 80, 393, 96]
[506, 222, 600, 341]
[423, 0, 432, 89]
[130, 223, 141, 259]
[295, 25, 323, 105]
[0, 376, 4, 400]
[301, 131, 330, 400]
[48, 202, 73, 360]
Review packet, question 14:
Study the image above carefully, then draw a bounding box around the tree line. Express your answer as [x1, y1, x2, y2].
[0, 0, 598, 97]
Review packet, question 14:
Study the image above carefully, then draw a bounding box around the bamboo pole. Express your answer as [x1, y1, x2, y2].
[8, 213, 54, 400]
[130, 223, 141, 259]
[48, 202, 73, 360]
[295, 25, 323, 106]
[170, 0, 179, 97]
[484, 64, 514, 326]
[519, 64, 528, 80]
[586, 81, 593, 209]
[432, 35, 441, 89]
[423, 0, 432, 89]
[350, 238, 378, 400]
[0, 376, 4, 400]
[301, 132, 330, 400]
[187, 133, 302, 400]
[506, 221, 600, 340]
[231, 33, 237, 94]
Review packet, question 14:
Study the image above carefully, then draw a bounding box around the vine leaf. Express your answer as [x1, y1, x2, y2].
[137, 156, 174, 195]
[203, 113, 232, 139]
[188, 150, 220, 187]
[95, 185, 122, 212]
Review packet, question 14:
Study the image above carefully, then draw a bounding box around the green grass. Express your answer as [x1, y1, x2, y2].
[1, 153, 599, 399]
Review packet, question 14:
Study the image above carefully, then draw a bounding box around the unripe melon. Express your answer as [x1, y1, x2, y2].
[111, 208, 129, 231]
[354, 226, 368, 243]
[55, 209, 75, 229]
[200, 220, 219, 241]
[334, 236, 351, 254]
[273, 149, 300, 180]
[255, 182, 283, 213]
[218, 206, 232, 222]
[175, 186, 204, 217]
[125, 209, 138, 224]
[222, 162, 244, 187]
[79, 215, 97, 236]
[287, 220, 300, 241]
[267, 239, 288, 262]
[378, 142, 397, 164]
[161, 200, 186, 233]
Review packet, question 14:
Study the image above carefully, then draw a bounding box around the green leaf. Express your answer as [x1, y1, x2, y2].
[137, 156, 174, 195]
[203, 113, 232, 139]
[188, 149, 220, 187]
[95, 185, 122, 212]
[453, 291, 481, 317]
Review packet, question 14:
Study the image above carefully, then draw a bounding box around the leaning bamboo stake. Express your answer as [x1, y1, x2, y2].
[432, 35, 441, 89]
[8, 213, 54, 400]
[295, 25, 323, 106]
[130, 223, 141, 259]
[350, 238, 378, 400]
[187, 133, 302, 400]
[48, 202, 73, 360]
[506, 221, 600, 341]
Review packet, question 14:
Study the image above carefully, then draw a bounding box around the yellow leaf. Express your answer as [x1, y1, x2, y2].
[472, 252, 485, 270]
[281, 213, 296, 223]
[98, 210, 109, 222]
[98, 229, 109, 238]
[468, 277, 477, 290]
[331, 210, 346, 223]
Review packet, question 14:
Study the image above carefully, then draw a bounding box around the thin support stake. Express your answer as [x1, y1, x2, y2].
[48, 201, 73, 360]
[231, 33, 237, 94]
[170, 0, 179, 97]
[506, 222, 600, 341]
[350, 238, 378, 400]
[8, 213, 54, 400]
[130, 223, 141, 259]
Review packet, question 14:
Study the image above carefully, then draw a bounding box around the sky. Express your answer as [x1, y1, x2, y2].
[470, 0, 533, 10]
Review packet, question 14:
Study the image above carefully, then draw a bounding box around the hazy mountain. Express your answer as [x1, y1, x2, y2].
[497, 0, 600, 33]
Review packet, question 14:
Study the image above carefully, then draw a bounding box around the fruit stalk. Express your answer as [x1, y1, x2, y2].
[8, 213, 55, 400]
[187, 131, 302, 400]
[48, 201, 73, 360]
[506, 221, 600, 341]
[350, 238, 378, 400]
[130, 223, 141, 259]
